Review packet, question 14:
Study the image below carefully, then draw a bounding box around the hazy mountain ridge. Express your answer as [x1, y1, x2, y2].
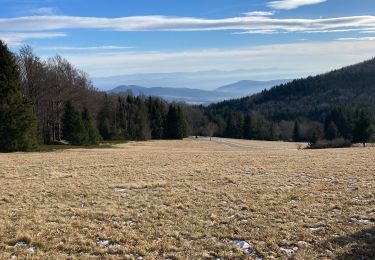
[216, 79, 291, 94]
[108, 79, 290, 104]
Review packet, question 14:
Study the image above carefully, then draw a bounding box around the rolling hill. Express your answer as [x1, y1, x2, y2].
[208, 58, 375, 121]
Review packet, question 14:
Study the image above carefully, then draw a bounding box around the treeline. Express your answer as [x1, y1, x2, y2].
[206, 58, 375, 147]
[0, 41, 190, 152]
[205, 103, 374, 147]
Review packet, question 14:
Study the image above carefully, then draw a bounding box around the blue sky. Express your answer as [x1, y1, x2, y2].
[1, 0, 375, 88]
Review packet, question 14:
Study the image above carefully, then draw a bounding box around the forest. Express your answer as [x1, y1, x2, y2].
[0, 40, 374, 152]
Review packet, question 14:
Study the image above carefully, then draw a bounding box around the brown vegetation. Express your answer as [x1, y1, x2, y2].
[0, 138, 374, 259]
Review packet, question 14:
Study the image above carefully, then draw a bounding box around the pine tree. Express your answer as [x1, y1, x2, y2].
[325, 121, 338, 140]
[225, 113, 237, 138]
[82, 107, 101, 145]
[243, 114, 255, 140]
[62, 101, 86, 145]
[148, 98, 165, 139]
[352, 110, 374, 147]
[0, 40, 38, 152]
[164, 105, 186, 139]
[97, 95, 112, 140]
[293, 120, 301, 141]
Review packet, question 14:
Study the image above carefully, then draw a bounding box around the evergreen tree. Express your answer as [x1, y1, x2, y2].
[309, 131, 319, 145]
[97, 95, 112, 140]
[293, 120, 301, 141]
[325, 121, 338, 140]
[62, 101, 86, 145]
[82, 107, 101, 145]
[352, 110, 374, 147]
[243, 114, 256, 140]
[148, 98, 165, 139]
[0, 40, 38, 152]
[224, 113, 237, 138]
[164, 105, 186, 139]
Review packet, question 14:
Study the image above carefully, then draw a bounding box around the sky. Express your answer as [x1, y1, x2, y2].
[1, 0, 375, 88]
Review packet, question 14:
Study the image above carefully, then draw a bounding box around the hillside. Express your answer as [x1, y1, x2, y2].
[208, 58, 375, 121]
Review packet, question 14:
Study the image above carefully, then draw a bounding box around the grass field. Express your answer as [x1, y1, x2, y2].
[0, 138, 374, 259]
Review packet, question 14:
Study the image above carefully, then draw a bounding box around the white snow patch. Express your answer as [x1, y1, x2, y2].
[98, 240, 110, 247]
[229, 240, 262, 258]
[307, 227, 323, 232]
[115, 188, 127, 192]
[279, 246, 298, 254]
[14, 241, 27, 247]
[28, 245, 37, 253]
[109, 243, 121, 249]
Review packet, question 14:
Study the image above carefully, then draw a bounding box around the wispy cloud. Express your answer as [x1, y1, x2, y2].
[30, 7, 58, 15]
[267, 0, 327, 10]
[35, 45, 135, 51]
[337, 37, 375, 41]
[244, 11, 275, 17]
[0, 32, 67, 46]
[64, 40, 375, 78]
[1, 14, 375, 35]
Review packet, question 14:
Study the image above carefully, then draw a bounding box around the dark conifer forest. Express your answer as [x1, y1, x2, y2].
[0, 40, 374, 151]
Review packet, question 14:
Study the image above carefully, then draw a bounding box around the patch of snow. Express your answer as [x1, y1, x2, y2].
[307, 227, 323, 232]
[11, 255, 16, 259]
[98, 240, 110, 247]
[351, 217, 372, 224]
[115, 188, 127, 192]
[229, 240, 262, 258]
[47, 221, 57, 225]
[14, 241, 27, 247]
[279, 246, 298, 254]
[28, 245, 36, 253]
[240, 219, 248, 224]
[109, 243, 120, 249]
[352, 196, 373, 203]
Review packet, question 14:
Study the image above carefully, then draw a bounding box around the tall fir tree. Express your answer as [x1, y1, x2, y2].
[352, 110, 374, 147]
[82, 107, 101, 145]
[293, 120, 301, 142]
[62, 101, 86, 145]
[164, 105, 186, 139]
[325, 121, 338, 140]
[97, 95, 112, 140]
[243, 114, 256, 140]
[148, 97, 165, 139]
[0, 40, 38, 152]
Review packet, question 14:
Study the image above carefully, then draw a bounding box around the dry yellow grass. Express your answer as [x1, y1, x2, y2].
[0, 138, 374, 259]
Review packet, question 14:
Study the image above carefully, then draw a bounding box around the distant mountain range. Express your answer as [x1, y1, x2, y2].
[93, 69, 294, 91]
[108, 79, 290, 104]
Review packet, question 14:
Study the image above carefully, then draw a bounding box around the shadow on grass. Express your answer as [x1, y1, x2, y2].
[330, 227, 374, 260]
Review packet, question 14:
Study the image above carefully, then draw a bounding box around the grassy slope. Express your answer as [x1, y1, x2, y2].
[0, 139, 374, 259]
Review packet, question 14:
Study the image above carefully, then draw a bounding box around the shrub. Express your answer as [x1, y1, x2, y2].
[308, 138, 352, 149]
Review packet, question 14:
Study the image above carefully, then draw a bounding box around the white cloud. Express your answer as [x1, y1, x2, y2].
[0, 32, 67, 46]
[267, 0, 327, 10]
[1, 15, 375, 34]
[244, 11, 275, 17]
[63, 40, 375, 79]
[337, 37, 375, 41]
[35, 45, 135, 51]
[31, 7, 57, 15]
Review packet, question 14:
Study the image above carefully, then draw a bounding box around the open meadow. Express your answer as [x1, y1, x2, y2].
[0, 138, 374, 259]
